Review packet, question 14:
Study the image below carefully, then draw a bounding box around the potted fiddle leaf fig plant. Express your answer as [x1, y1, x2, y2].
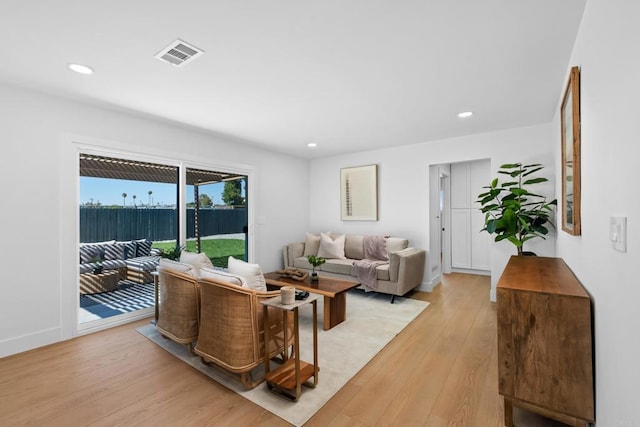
[307, 255, 326, 283]
[477, 163, 557, 256]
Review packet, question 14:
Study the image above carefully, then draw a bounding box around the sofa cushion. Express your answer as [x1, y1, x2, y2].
[127, 256, 161, 272]
[386, 237, 409, 253]
[375, 263, 390, 281]
[317, 233, 346, 259]
[303, 232, 321, 257]
[135, 239, 153, 257]
[293, 256, 313, 270]
[321, 259, 353, 275]
[80, 245, 102, 264]
[103, 242, 127, 261]
[344, 234, 364, 260]
[200, 267, 246, 287]
[227, 256, 267, 291]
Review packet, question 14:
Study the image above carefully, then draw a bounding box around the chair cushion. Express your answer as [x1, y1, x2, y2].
[200, 267, 246, 287]
[317, 232, 346, 259]
[227, 256, 267, 291]
[158, 258, 196, 276]
[180, 251, 214, 276]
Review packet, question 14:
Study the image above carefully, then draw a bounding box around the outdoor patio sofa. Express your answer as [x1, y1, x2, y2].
[79, 239, 161, 284]
[283, 233, 426, 302]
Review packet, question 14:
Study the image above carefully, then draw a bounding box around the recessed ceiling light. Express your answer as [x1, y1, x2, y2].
[307, 143, 317, 148]
[68, 63, 94, 75]
[458, 111, 473, 118]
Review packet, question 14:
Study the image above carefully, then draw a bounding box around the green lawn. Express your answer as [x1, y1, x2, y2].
[153, 239, 245, 268]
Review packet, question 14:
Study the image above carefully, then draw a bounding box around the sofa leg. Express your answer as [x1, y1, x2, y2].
[390, 295, 396, 304]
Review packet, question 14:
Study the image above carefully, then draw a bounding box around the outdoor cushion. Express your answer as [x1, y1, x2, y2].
[80, 245, 102, 264]
[135, 239, 153, 257]
[79, 259, 126, 274]
[127, 255, 162, 272]
[103, 242, 127, 260]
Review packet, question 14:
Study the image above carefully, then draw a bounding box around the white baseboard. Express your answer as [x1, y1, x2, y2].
[490, 287, 497, 302]
[0, 327, 61, 358]
[451, 267, 491, 276]
[417, 274, 440, 293]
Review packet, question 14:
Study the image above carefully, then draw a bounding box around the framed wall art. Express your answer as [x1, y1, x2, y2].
[340, 164, 378, 221]
[561, 66, 581, 235]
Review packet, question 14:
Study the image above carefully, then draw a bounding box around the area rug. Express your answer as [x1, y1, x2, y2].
[137, 290, 429, 426]
[81, 281, 154, 319]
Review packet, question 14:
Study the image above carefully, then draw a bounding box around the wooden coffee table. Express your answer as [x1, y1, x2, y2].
[264, 272, 360, 330]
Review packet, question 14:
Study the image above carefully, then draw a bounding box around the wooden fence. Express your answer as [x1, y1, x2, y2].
[80, 208, 247, 243]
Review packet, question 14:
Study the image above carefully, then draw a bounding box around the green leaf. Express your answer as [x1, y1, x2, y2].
[523, 163, 542, 168]
[500, 181, 519, 187]
[522, 166, 543, 177]
[523, 177, 548, 185]
[500, 163, 521, 169]
[510, 188, 528, 196]
[491, 178, 498, 188]
[507, 236, 523, 247]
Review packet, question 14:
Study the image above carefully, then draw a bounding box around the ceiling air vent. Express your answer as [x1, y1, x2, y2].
[155, 39, 204, 68]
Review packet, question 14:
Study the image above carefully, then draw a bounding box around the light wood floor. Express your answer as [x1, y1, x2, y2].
[0, 273, 565, 426]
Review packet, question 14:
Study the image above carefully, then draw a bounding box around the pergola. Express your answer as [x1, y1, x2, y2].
[80, 154, 245, 252]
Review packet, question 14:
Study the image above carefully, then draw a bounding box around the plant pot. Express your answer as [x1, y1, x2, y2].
[310, 272, 319, 283]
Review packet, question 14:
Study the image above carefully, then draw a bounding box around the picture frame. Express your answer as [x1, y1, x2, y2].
[340, 164, 378, 221]
[561, 66, 581, 235]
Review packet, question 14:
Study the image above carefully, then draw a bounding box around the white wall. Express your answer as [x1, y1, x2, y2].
[0, 83, 310, 357]
[554, 0, 640, 424]
[309, 123, 555, 297]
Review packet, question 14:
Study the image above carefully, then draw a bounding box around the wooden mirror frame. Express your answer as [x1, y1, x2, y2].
[561, 66, 581, 235]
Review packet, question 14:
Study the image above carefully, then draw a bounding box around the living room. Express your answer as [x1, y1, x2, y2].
[1, 1, 638, 425]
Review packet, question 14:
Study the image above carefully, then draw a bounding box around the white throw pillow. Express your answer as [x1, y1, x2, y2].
[180, 251, 214, 277]
[317, 232, 346, 259]
[199, 267, 246, 287]
[227, 256, 267, 291]
[158, 258, 196, 277]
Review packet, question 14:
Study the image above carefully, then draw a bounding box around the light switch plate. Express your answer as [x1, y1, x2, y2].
[610, 216, 627, 252]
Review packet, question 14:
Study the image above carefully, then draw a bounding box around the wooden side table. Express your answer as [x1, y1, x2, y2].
[261, 294, 319, 401]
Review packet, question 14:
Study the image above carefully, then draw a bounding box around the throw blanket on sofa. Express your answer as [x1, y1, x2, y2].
[354, 235, 389, 291]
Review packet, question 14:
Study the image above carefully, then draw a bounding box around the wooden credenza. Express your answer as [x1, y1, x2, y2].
[497, 256, 594, 427]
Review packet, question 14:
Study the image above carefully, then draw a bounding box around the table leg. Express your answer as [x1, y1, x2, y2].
[153, 274, 159, 324]
[323, 292, 347, 330]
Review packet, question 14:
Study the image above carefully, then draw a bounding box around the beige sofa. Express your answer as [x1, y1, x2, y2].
[283, 234, 426, 303]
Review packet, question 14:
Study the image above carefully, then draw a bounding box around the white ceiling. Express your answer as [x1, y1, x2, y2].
[0, 0, 586, 159]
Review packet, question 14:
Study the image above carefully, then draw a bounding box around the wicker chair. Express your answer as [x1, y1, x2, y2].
[194, 276, 295, 389]
[155, 267, 200, 353]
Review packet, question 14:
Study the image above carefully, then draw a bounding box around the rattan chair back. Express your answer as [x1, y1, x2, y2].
[155, 267, 200, 347]
[194, 276, 294, 389]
